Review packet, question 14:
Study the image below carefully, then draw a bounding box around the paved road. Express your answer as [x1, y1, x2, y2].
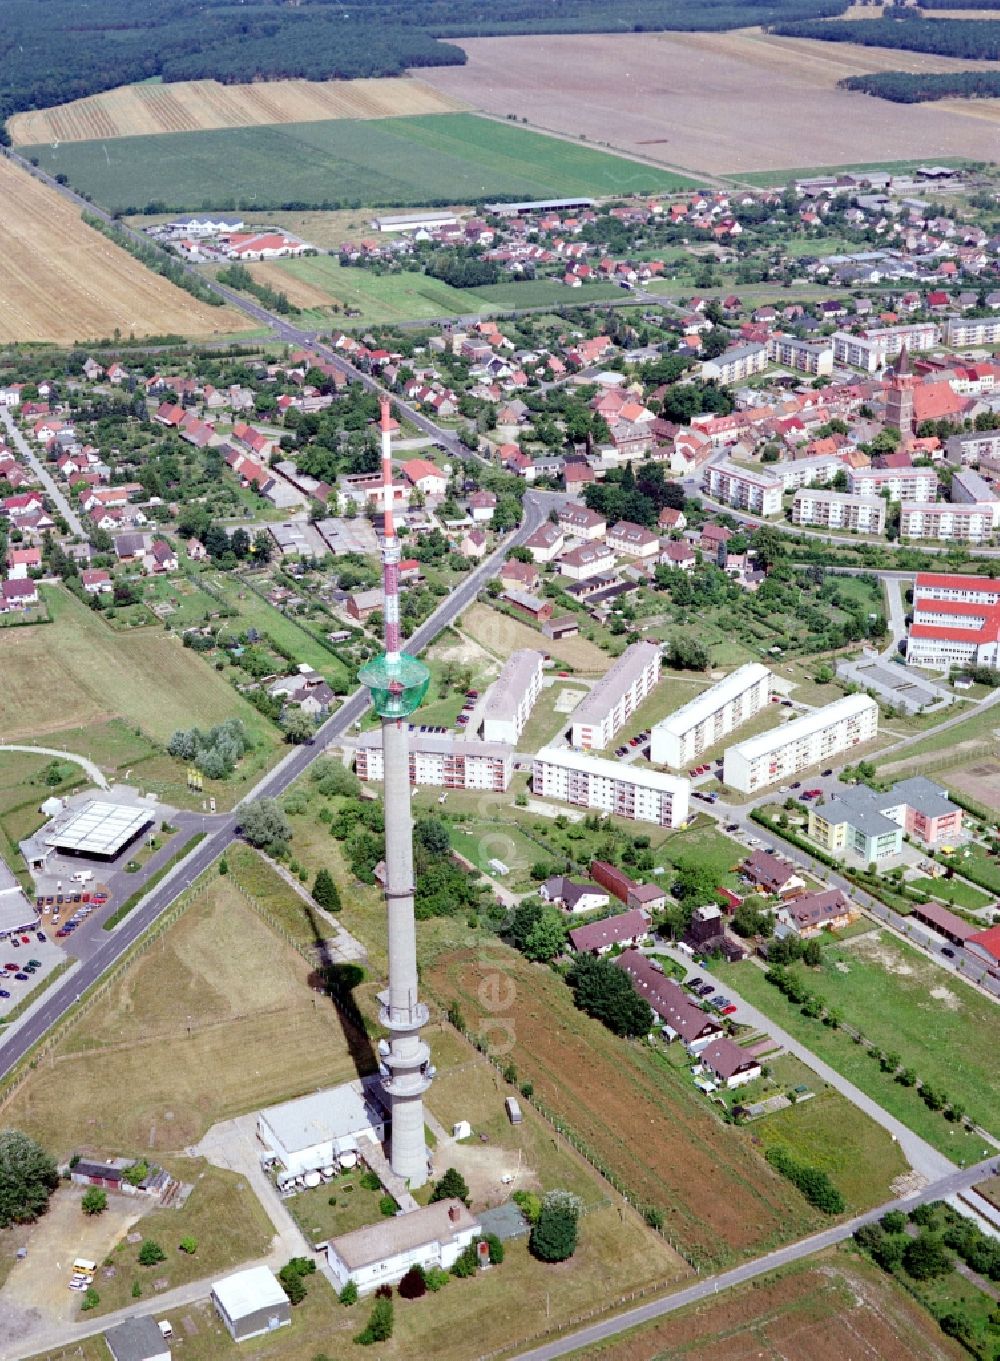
[507, 1153, 998, 1361]
[0, 407, 86, 537]
[0, 493, 550, 1083]
[0, 743, 109, 791]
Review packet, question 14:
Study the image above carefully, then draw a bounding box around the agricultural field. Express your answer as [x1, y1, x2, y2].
[8, 76, 465, 144]
[269, 255, 488, 325]
[419, 31, 1000, 177]
[0, 872, 371, 1155]
[715, 931, 1000, 1162]
[0, 156, 245, 343]
[23, 112, 689, 216]
[572, 1252, 963, 1361]
[461, 602, 612, 673]
[0, 586, 278, 772]
[427, 947, 826, 1268]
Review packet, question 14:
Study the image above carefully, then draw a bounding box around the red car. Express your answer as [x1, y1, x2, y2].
[721, 1004, 738, 1017]
[805, 788, 823, 798]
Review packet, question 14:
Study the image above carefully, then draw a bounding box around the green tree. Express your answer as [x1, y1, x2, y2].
[81, 1188, 107, 1216]
[178, 1236, 197, 1254]
[430, 1167, 470, 1207]
[567, 955, 653, 1038]
[0, 1130, 59, 1228]
[239, 798, 291, 853]
[312, 868, 342, 913]
[137, 1240, 166, 1266]
[282, 710, 314, 745]
[530, 1190, 581, 1263]
[903, 1232, 953, 1282]
[523, 906, 568, 963]
[339, 1280, 358, 1306]
[355, 1296, 393, 1345]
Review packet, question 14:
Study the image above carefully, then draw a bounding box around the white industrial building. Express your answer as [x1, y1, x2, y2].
[0, 859, 38, 940]
[704, 461, 783, 518]
[212, 1266, 291, 1343]
[327, 1199, 480, 1294]
[44, 800, 154, 861]
[570, 641, 661, 750]
[256, 1082, 384, 1181]
[533, 747, 690, 827]
[352, 731, 513, 792]
[650, 664, 770, 769]
[722, 694, 878, 793]
[481, 649, 545, 745]
[792, 489, 886, 534]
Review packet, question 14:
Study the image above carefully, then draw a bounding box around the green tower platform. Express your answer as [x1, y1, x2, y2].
[359, 652, 430, 720]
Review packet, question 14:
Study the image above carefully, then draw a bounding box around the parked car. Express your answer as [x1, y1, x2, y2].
[14, 973, 28, 981]
[35, 931, 45, 943]
[697, 983, 715, 997]
[941, 947, 955, 959]
[687, 977, 704, 991]
[790, 781, 801, 789]
[721, 1004, 738, 1016]
[821, 768, 833, 777]
[27, 959, 41, 969]
[0, 990, 9, 1000]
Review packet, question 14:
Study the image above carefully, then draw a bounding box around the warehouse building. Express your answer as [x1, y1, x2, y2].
[41, 800, 154, 862]
[481, 650, 545, 745]
[533, 747, 689, 827]
[352, 731, 513, 791]
[650, 664, 770, 769]
[256, 1081, 384, 1180]
[0, 858, 38, 940]
[570, 641, 661, 750]
[212, 1267, 291, 1343]
[722, 694, 878, 793]
[104, 1317, 171, 1361]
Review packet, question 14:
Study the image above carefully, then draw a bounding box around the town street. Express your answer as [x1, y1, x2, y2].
[0, 406, 86, 538]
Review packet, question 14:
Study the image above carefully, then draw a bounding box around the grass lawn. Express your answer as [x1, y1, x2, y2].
[449, 820, 549, 891]
[658, 821, 747, 888]
[206, 572, 350, 689]
[1, 874, 372, 1156]
[285, 1172, 389, 1245]
[518, 681, 586, 751]
[226, 842, 338, 950]
[909, 876, 993, 911]
[715, 931, 1000, 1162]
[28, 112, 690, 215]
[470, 278, 627, 309]
[275, 255, 486, 325]
[461, 602, 611, 673]
[938, 843, 1000, 895]
[0, 750, 86, 882]
[138, 573, 224, 629]
[876, 702, 1000, 768]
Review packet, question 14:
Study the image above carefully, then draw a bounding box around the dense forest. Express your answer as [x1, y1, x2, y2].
[771, 15, 1000, 59]
[840, 70, 1000, 102]
[0, 0, 847, 137]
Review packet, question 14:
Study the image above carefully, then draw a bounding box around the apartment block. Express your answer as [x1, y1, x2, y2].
[773, 454, 844, 492]
[945, 315, 1000, 347]
[557, 505, 607, 540]
[946, 430, 1000, 466]
[766, 334, 834, 376]
[352, 731, 513, 791]
[809, 776, 962, 861]
[722, 694, 878, 793]
[831, 323, 938, 372]
[570, 641, 661, 750]
[560, 541, 616, 580]
[481, 649, 545, 745]
[606, 520, 659, 559]
[532, 747, 689, 827]
[900, 501, 995, 543]
[906, 572, 1000, 669]
[848, 466, 939, 501]
[700, 342, 769, 385]
[792, 489, 886, 534]
[951, 469, 1000, 525]
[705, 460, 783, 517]
[650, 663, 771, 768]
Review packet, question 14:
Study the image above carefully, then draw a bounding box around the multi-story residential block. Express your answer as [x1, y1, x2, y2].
[481, 649, 545, 745]
[650, 663, 771, 769]
[606, 520, 659, 559]
[900, 501, 995, 543]
[766, 334, 834, 376]
[352, 731, 513, 791]
[951, 469, 1000, 526]
[557, 504, 607, 540]
[705, 460, 783, 517]
[848, 466, 939, 501]
[532, 747, 689, 827]
[559, 541, 616, 580]
[945, 315, 1000, 347]
[722, 695, 878, 793]
[570, 641, 661, 750]
[946, 430, 1000, 466]
[773, 454, 844, 492]
[832, 323, 938, 372]
[700, 342, 769, 385]
[905, 572, 1000, 668]
[791, 489, 886, 533]
[808, 776, 962, 861]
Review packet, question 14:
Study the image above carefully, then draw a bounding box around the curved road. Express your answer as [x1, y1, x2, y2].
[0, 743, 110, 790]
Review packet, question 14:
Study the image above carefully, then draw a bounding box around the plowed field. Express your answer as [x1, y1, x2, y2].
[0, 157, 243, 342]
[9, 77, 465, 145]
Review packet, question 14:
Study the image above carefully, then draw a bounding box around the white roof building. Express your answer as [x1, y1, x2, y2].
[256, 1081, 385, 1178]
[212, 1266, 291, 1343]
[533, 747, 689, 827]
[650, 664, 771, 768]
[481, 649, 545, 745]
[722, 694, 878, 793]
[327, 1199, 480, 1294]
[46, 800, 154, 860]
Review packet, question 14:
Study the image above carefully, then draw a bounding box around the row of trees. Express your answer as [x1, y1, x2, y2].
[772, 15, 1000, 59]
[840, 69, 1000, 103]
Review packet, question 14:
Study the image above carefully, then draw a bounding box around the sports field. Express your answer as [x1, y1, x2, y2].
[23, 112, 693, 215]
[8, 76, 464, 144]
[0, 585, 275, 750]
[0, 157, 243, 343]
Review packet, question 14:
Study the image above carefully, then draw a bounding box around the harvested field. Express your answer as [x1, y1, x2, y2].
[461, 602, 611, 673]
[8, 77, 465, 145]
[0, 875, 371, 1156]
[427, 948, 822, 1268]
[247, 261, 335, 309]
[574, 1253, 963, 1361]
[419, 30, 1000, 176]
[0, 156, 243, 342]
[940, 757, 1000, 814]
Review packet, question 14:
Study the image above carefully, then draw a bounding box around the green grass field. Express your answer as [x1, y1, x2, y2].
[659, 821, 747, 888]
[716, 931, 1000, 1162]
[909, 876, 992, 911]
[25, 113, 692, 215]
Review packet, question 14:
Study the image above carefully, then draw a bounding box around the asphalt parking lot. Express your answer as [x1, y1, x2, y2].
[0, 930, 68, 1019]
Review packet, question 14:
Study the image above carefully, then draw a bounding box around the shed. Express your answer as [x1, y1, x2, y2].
[212, 1266, 291, 1343]
[104, 1316, 171, 1361]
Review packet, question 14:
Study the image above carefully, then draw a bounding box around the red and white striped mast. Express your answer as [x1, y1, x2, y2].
[380, 398, 402, 669]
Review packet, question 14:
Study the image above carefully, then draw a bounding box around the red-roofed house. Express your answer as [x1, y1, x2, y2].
[6, 546, 41, 578]
[569, 908, 650, 956]
[401, 459, 448, 496]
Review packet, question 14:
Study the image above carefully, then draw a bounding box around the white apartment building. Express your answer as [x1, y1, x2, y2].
[700, 342, 769, 386]
[773, 454, 844, 493]
[650, 663, 771, 768]
[352, 732, 513, 791]
[945, 315, 1000, 347]
[832, 323, 938, 373]
[558, 505, 607, 540]
[766, 334, 834, 377]
[606, 520, 659, 559]
[705, 460, 783, 517]
[792, 489, 886, 534]
[560, 541, 616, 580]
[848, 466, 939, 501]
[900, 501, 995, 543]
[570, 641, 661, 750]
[946, 431, 1000, 466]
[906, 573, 1000, 670]
[722, 694, 879, 793]
[481, 649, 545, 745]
[952, 469, 1000, 525]
[533, 747, 690, 827]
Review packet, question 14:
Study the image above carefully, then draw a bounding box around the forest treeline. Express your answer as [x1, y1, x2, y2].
[0, 0, 846, 138]
[840, 70, 1000, 102]
[771, 15, 1000, 59]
